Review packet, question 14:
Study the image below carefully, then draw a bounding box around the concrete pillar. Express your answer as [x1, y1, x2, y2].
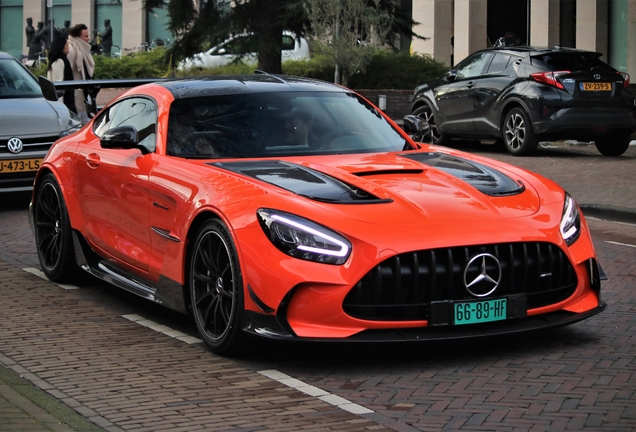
[453, 0, 487, 62]
[530, 0, 560, 47]
[71, 0, 94, 33]
[576, 0, 608, 57]
[411, 0, 454, 66]
[122, 0, 146, 49]
[628, 0, 636, 80]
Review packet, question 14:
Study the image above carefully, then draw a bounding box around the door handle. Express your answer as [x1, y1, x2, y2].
[466, 82, 475, 88]
[86, 153, 100, 168]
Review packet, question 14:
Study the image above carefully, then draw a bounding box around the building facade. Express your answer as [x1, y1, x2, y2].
[0, 0, 634, 78]
[1, 0, 171, 59]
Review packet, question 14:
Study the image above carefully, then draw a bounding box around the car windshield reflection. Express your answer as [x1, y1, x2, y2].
[167, 91, 410, 158]
[0, 58, 42, 99]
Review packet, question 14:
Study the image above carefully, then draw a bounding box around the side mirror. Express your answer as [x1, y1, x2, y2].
[101, 126, 148, 153]
[403, 115, 431, 142]
[444, 70, 457, 82]
[38, 76, 58, 102]
[217, 48, 226, 55]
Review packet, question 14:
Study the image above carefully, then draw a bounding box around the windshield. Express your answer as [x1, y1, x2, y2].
[0, 58, 42, 99]
[167, 91, 411, 158]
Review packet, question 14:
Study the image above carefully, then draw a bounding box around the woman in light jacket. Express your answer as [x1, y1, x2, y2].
[46, 35, 77, 115]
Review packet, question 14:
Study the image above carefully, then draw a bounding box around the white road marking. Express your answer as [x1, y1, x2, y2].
[605, 241, 636, 248]
[23, 267, 79, 290]
[22, 267, 375, 416]
[123, 314, 202, 344]
[258, 369, 374, 415]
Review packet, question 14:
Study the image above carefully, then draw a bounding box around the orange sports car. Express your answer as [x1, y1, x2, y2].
[30, 74, 605, 354]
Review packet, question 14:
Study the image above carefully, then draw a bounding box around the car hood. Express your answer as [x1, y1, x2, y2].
[0, 97, 69, 137]
[212, 151, 543, 225]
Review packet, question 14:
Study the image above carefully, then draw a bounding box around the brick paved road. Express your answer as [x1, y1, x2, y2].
[0, 143, 635, 431]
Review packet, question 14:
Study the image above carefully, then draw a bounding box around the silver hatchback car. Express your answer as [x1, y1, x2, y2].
[0, 51, 81, 192]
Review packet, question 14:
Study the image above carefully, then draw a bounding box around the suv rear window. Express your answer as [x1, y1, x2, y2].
[531, 53, 609, 71]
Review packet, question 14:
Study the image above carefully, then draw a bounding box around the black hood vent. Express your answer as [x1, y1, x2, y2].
[212, 161, 392, 204]
[399, 152, 525, 196]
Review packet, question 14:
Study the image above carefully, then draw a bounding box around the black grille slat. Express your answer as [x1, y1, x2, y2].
[343, 242, 578, 321]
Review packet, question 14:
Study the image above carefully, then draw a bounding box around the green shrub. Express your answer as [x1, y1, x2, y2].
[348, 50, 449, 90]
[93, 48, 169, 79]
[29, 47, 448, 90]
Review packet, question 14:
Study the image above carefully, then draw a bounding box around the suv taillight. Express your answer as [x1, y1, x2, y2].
[531, 71, 570, 90]
[619, 72, 630, 88]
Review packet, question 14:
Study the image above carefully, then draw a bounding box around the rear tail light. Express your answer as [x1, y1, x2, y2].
[531, 71, 570, 90]
[619, 72, 630, 88]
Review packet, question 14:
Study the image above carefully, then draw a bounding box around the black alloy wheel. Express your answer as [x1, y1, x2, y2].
[190, 219, 243, 354]
[33, 173, 78, 282]
[412, 104, 447, 145]
[503, 108, 539, 156]
[594, 133, 632, 156]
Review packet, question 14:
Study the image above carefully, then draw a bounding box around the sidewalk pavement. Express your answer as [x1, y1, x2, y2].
[0, 358, 103, 431]
[0, 138, 634, 431]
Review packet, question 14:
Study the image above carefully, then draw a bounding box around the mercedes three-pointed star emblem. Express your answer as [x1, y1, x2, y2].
[463, 253, 502, 297]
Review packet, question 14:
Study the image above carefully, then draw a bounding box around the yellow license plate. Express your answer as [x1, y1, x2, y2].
[0, 158, 42, 173]
[581, 82, 612, 91]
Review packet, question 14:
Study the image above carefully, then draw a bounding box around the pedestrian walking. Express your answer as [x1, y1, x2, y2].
[46, 35, 77, 115]
[67, 23, 95, 123]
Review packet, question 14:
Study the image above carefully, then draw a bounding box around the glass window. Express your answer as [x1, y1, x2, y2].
[94, 97, 158, 152]
[46, 0, 71, 37]
[146, 2, 173, 46]
[281, 35, 295, 51]
[455, 52, 493, 79]
[0, 57, 41, 98]
[531, 53, 609, 71]
[0, 0, 23, 58]
[166, 91, 408, 158]
[486, 53, 513, 74]
[95, 0, 122, 51]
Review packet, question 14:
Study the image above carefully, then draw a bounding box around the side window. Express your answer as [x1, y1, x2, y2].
[486, 53, 512, 74]
[93, 97, 158, 152]
[456, 52, 493, 79]
[282, 35, 295, 51]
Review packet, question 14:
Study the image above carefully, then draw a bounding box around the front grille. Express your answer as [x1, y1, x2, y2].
[343, 242, 578, 321]
[0, 135, 57, 155]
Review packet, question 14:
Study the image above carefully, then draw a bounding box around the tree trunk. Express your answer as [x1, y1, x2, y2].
[255, 1, 284, 74]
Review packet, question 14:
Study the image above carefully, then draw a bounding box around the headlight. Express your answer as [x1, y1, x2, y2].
[560, 192, 581, 246]
[257, 208, 351, 265]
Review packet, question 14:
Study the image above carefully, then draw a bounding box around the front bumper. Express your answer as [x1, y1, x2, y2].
[243, 302, 606, 342]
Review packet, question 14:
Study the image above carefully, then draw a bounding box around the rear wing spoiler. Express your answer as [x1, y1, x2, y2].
[38, 76, 165, 115]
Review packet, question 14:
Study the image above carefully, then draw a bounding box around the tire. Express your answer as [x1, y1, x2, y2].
[594, 134, 631, 156]
[189, 219, 244, 354]
[33, 173, 79, 282]
[412, 104, 448, 145]
[502, 108, 538, 156]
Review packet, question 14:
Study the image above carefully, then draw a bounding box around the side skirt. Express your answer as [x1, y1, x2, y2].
[72, 231, 188, 314]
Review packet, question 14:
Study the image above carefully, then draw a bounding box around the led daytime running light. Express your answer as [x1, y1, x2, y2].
[271, 214, 350, 257]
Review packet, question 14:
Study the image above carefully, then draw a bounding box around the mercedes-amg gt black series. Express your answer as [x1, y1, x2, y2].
[409, 46, 636, 156]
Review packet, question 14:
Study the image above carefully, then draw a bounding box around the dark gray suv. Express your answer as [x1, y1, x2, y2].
[408, 46, 636, 156]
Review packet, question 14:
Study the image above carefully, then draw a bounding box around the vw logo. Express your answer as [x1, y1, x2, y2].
[463, 253, 501, 297]
[593, 74, 601, 80]
[7, 137, 24, 154]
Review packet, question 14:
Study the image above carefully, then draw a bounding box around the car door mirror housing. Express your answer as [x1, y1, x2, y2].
[101, 126, 149, 154]
[444, 70, 457, 82]
[403, 114, 431, 136]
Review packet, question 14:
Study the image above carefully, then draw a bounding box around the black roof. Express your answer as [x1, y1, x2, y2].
[158, 74, 347, 99]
